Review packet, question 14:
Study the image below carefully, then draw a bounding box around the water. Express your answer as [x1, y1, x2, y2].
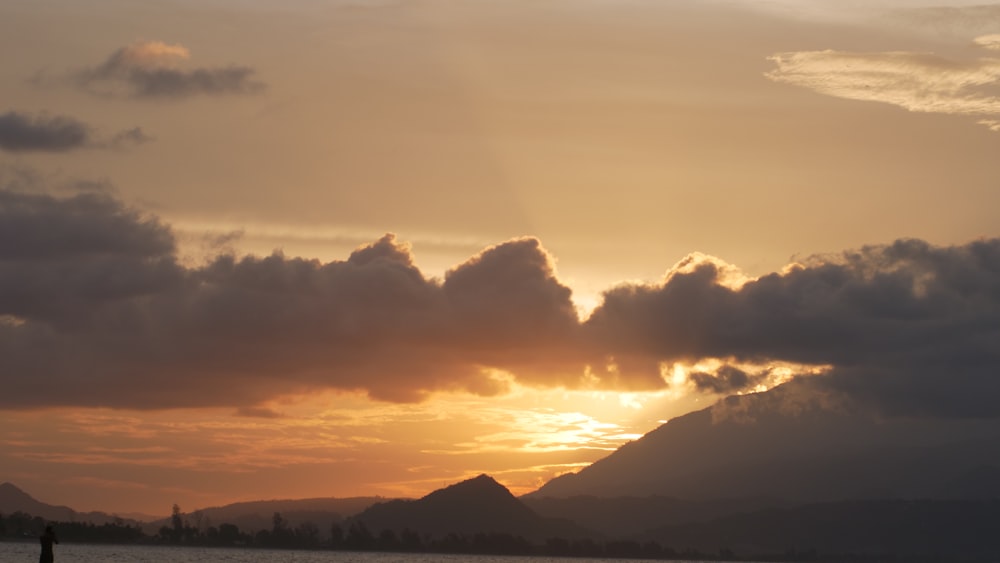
[0, 542, 727, 562]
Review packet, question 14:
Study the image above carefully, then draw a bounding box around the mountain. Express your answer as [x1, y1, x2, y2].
[635, 499, 1000, 559]
[0, 482, 74, 521]
[0, 481, 382, 534]
[0, 482, 144, 525]
[352, 474, 592, 541]
[523, 495, 789, 538]
[145, 496, 385, 535]
[530, 382, 1000, 502]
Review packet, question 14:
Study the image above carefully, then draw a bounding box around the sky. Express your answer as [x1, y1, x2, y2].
[1, 0, 999, 517]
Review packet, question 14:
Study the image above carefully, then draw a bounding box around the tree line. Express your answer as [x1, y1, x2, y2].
[0, 511, 144, 544]
[0, 506, 816, 561]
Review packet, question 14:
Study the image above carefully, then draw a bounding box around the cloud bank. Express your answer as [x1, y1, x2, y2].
[587, 240, 1000, 418]
[1, 188, 999, 418]
[0, 111, 149, 152]
[75, 41, 264, 99]
[767, 39, 1000, 131]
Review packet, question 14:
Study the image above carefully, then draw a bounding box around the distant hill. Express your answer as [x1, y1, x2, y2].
[145, 496, 385, 535]
[0, 482, 144, 525]
[352, 474, 593, 541]
[523, 495, 790, 537]
[635, 499, 1000, 559]
[531, 382, 1000, 502]
[0, 481, 385, 536]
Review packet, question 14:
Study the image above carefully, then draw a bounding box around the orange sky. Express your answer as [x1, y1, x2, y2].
[1, 0, 999, 516]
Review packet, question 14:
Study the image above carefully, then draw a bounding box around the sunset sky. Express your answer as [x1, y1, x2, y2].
[1, 0, 999, 517]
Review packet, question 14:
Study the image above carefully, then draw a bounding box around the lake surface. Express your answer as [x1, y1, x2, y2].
[0, 542, 736, 562]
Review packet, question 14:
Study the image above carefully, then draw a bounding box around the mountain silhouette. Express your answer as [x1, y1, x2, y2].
[0, 482, 144, 525]
[523, 494, 789, 538]
[353, 474, 592, 541]
[144, 495, 385, 534]
[635, 499, 1000, 559]
[531, 382, 1000, 502]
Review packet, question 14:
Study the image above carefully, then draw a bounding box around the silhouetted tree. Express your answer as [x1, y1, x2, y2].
[434, 532, 469, 553]
[169, 503, 185, 542]
[545, 536, 569, 555]
[399, 527, 422, 551]
[344, 521, 374, 550]
[329, 523, 343, 548]
[218, 523, 242, 546]
[605, 539, 642, 558]
[295, 521, 320, 548]
[376, 528, 398, 550]
[642, 540, 665, 558]
[268, 512, 295, 547]
[570, 537, 603, 557]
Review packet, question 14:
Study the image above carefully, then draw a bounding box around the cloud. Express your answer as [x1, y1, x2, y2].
[975, 34, 1000, 51]
[0, 188, 580, 409]
[766, 48, 1000, 131]
[0, 110, 150, 152]
[0, 111, 90, 152]
[585, 239, 1000, 418]
[1, 188, 999, 418]
[441, 237, 581, 384]
[979, 119, 1000, 132]
[75, 41, 264, 99]
[688, 365, 764, 394]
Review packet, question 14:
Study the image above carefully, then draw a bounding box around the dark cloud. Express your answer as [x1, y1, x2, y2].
[0, 189, 577, 409]
[1, 188, 999, 418]
[584, 239, 1000, 418]
[442, 237, 582, 383]
[0, 189, 175, 261]
[0, 111, 151, 153]
[75, 41, 264, 99]
[0, 189, 181, 326]
[689, 365, 763, 394]
[0, 111, 89, 152]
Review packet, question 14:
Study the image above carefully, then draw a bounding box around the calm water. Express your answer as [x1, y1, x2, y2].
[0, 542, 734, 563]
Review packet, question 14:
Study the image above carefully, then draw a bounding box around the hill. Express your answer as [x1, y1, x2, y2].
[635, 499, 1000, 560]
[0, 481, 384, 536]
[352, 474, 593, 541]
[530, 382, 1000, 502]
[145, 495, 385, 535]
[0, 482, 145, 525]
[523, 495, 789, 538]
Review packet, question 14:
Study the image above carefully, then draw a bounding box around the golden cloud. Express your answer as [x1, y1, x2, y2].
[113, 41, 191, 68]
[766, 48, 1000, 130]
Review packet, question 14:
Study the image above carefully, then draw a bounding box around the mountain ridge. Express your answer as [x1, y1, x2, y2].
[0, 481, 148, 525]
[352, 473, 594, 541]
[531, 382, 1000, 501]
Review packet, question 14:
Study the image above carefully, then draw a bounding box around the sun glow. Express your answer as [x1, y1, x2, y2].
[667, 358, 831, 396]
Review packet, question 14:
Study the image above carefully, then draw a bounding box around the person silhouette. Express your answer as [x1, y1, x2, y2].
[39, 525, 58, 563]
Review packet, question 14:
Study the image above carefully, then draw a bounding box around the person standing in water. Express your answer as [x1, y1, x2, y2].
[39, 525, 58, 563]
